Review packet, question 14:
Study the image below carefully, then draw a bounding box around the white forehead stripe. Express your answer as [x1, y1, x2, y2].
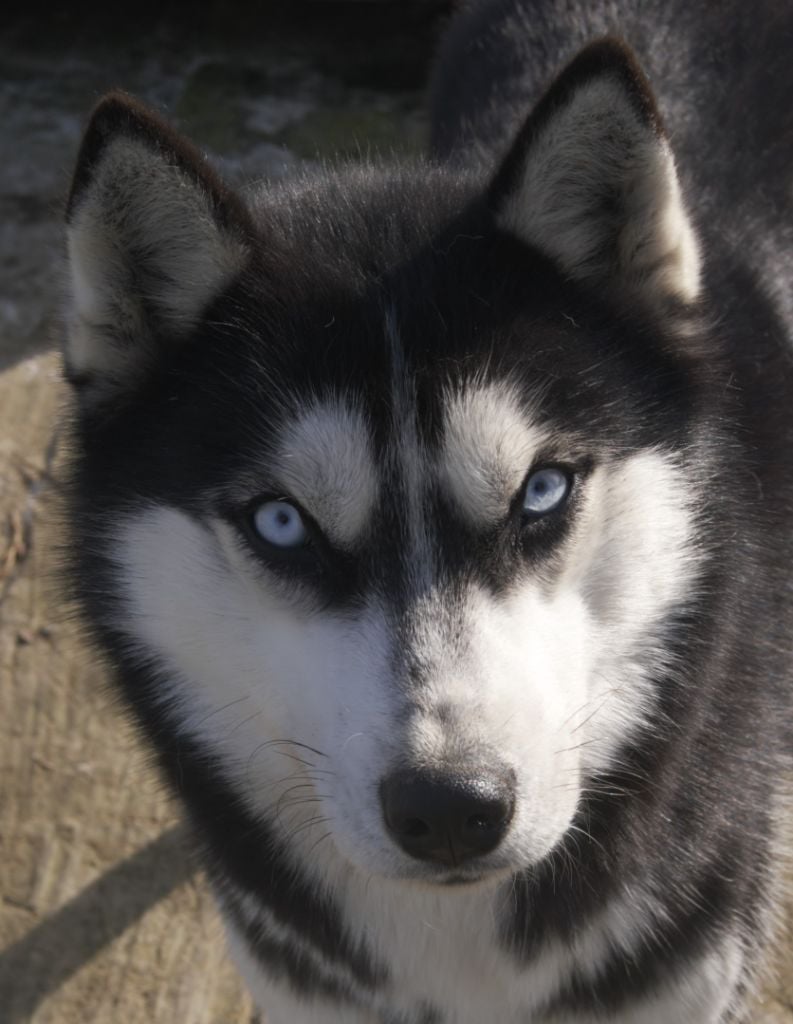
[272, 400, 377, 547]
[438, 383, 547, 523]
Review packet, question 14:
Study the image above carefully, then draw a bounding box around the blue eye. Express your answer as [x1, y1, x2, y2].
[523, 468, 571, 516]
[252, 500, 308, 548]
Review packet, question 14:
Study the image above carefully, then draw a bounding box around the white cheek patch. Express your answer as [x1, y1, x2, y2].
[438, 382, 547, 524]
[269, 399, 378, 549]
[578, 451, 699, 627]
[557, 450, 701, 774]
[111, 508, 263, 722]
[110, 505, 396, 844]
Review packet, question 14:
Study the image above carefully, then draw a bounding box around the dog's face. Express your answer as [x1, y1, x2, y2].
[65, 43, 711, 885]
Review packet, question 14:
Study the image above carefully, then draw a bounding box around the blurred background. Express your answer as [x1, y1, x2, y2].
[0, 3, 791, 1022]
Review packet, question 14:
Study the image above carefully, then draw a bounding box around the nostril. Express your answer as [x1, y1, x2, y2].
[401, 817, 431, 839]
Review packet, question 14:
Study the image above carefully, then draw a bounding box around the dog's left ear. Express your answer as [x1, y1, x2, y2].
[490, 39, 700, 305]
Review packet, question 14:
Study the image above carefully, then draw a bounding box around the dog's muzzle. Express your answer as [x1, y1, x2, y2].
[379, 766, 516, 867]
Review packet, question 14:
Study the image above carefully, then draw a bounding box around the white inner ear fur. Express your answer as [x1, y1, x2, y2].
[66, 136, 247, 383]
[498, 77, 701, 303]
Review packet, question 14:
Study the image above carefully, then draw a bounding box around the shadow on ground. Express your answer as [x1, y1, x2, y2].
[0, 825, 194, 1024]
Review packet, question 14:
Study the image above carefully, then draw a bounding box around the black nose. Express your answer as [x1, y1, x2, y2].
[379, 767, 516, 866]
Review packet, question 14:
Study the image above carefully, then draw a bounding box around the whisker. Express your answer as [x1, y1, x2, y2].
[286, 816, 331, 843]
[227, 708, 264, 736]
[194, 695, 252, 730]
[303, 830, 334, 859]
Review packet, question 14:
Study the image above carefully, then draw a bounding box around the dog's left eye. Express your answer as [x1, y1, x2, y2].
[523, 467, 571, 516]
[252, 500, 308, 548]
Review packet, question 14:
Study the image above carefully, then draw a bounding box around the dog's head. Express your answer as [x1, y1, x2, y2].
[64, 41, 717, 885]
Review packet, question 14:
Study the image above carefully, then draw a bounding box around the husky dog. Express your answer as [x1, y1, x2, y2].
[62, 0, 793, 1021]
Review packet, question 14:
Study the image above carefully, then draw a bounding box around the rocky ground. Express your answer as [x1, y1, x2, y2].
[1, 4, 792, 1022]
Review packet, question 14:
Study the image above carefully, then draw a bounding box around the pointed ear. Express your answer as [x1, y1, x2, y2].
[490, 39, 700, 305]
[64, 91, 253, 401]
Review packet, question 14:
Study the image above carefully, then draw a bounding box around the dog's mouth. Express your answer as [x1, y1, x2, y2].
[389, 854, 518, 888]
[438, 872, 488, 886]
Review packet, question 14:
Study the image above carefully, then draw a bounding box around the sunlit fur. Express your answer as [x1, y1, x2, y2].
[63, 2, 793, 1022]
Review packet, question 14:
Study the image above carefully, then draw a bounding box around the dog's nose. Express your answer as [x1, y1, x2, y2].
[379, 767, 516, 866]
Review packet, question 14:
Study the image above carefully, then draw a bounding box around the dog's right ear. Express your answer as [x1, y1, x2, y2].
[64, 92, 252, 403]
[489, 40, 700, 307]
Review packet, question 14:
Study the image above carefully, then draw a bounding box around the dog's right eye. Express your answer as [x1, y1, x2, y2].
[251, 500, 308, 548]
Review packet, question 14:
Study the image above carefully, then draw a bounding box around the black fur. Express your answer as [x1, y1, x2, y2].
[67, 89, 253, 237]
[64, 1, 793, 1020]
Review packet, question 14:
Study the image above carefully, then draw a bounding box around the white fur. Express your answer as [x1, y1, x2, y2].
[438, 381, 548, 524]
[499, 77, 701, 303]
[268, 399, 379, 548]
